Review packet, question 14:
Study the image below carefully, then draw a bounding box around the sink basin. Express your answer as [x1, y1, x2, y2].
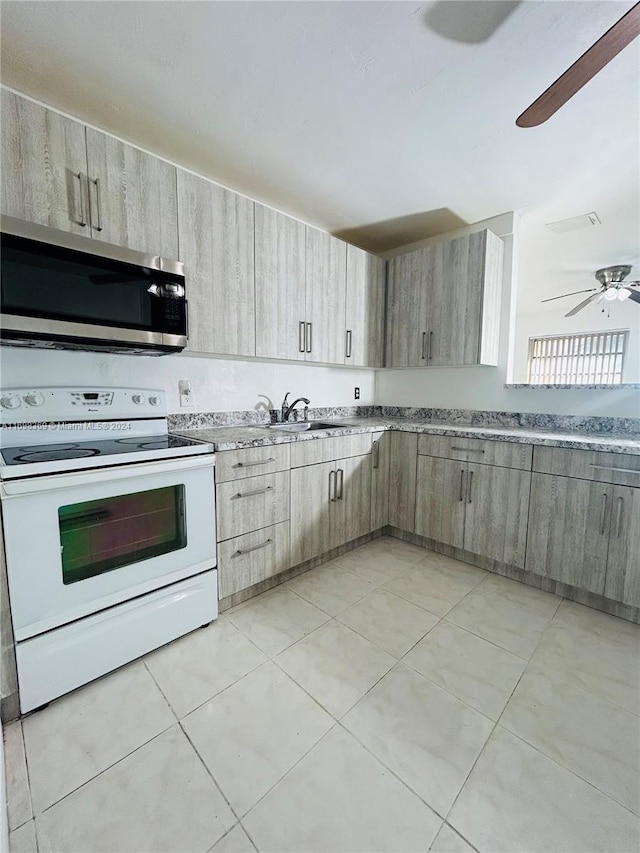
[268, 421, 343, 433]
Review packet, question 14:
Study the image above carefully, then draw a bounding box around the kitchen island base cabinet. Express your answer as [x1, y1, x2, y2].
[217, 522, 290, 600]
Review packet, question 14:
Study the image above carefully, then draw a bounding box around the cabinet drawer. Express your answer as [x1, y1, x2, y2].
[533, 446, 640, 486]
[290, 432, 373, 468]
[216, 471, 289, 541]
[417, 434, 532, 470]
[217, 521, 290, 599]
[215, 444, 290, 483]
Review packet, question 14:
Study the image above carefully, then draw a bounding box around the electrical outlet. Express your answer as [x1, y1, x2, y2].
[178, 379, 193, 407]
[354, 387, 360, 400]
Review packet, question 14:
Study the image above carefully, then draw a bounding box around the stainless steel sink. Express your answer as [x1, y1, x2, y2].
[268, 421, 343, 433]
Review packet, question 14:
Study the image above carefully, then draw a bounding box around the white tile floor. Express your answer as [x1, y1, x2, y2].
[5, 536, 640, 853]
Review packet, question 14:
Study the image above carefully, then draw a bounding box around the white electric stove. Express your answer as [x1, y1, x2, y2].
[0, 386, 218, 713]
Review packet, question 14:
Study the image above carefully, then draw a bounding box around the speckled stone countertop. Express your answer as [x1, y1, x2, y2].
[175, 417, 640, 455]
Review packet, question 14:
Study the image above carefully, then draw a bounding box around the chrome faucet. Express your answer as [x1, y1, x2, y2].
[281, 392, 311, 423]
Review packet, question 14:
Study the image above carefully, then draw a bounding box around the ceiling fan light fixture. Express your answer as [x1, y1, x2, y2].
[604, 288, 619, 301]
[618, 288, 631, 301]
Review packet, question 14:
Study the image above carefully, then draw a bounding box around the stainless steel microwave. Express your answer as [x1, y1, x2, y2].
[0, 217, 187, 356]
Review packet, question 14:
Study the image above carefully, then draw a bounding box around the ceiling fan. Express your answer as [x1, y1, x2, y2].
[517, 2, 640, 127]
[541, 266, 640, 316]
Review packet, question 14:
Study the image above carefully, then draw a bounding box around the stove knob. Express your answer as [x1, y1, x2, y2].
[132, 393, 146, 405]
[24, 392, 45, 407]
[148, 395, 160, 407]
[0, 395, 21, 410]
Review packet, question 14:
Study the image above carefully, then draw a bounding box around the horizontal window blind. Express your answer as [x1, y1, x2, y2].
[527, 330, 629, 385]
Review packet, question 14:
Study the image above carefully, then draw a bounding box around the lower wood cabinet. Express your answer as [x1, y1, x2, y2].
[388, 432, 418, 532]
[290, 454, 372, 565]
[217, 522, 290, 600]
[216, 471, 289, 541]
[371, 432, 391, 529]
[415, 456, 465, 548]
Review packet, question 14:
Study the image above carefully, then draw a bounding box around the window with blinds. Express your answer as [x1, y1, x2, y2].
[527, 330, 629, 385]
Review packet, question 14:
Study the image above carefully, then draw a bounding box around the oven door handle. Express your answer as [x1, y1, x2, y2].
[0, 454, 215, 496]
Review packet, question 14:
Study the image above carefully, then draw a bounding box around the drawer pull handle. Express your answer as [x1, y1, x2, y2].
[600, 493, 608, 535]
[590, 464, 640, 475]
[233, 538, 273, 557]
[233, 458, 276, 468]
[616, 496, 624, 537]
[467, 470, 474, 503]
[451, 446, 485, 454]
[234, 486, 273, 499]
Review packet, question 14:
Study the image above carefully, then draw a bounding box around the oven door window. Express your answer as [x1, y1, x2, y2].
[58, 486, 187, 584]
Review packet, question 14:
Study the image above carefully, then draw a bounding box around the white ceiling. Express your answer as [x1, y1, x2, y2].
[1, 0, 638, 257]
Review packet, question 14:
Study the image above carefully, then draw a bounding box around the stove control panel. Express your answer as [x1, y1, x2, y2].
[0, 387, 167, 424]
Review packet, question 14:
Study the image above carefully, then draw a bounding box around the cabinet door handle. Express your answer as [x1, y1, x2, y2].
[467, 470, 474, 503]
[233, 538, 272, 557]
[306, 322, 312, 353]
[337, 468, 344, 500]
[600, 493, 608, 535]
[329, 469, 336, 502]
[299, 321, 306, 353]
[421, 331, 427, 360]
[89, 177, 103, 232]
[233, 457, 275, 468]
[345, 329, 352, 358]
[373, 440, 380, 470]
[234, 485, 273, 499]
[459, 469, 466, 501]
[616, 496, 624, 537]
[428, 330, 434, 361]
[74, 173, 87, 227]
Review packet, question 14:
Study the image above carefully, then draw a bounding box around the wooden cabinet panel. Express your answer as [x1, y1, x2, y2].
[305, 227, 347, 364]
[605, 486, 640, 608]
[345, 245, 386, 367]
[255, 205, 306, 360]
[525, 473, 609, 594]
[216, 471, 289, 541]
[85, 127, 178, 257]
[464, 463, 530, 568]
[290, 433, 373, 468]
[386, 248, 430, 367]
[415, 455, 465, 548]
[178, 171, 255, 356]
[333, 454, 373, 547]
[290, 461, 335, 565]
[533, 447, 640, 487]
[371, 432, 391, 529]
[217, 521, 290, 599]
[215, 445, 291, 483]
[417, 434, 533, 471]
[1, 91, 88, 234]
[388, 431, 418, 533]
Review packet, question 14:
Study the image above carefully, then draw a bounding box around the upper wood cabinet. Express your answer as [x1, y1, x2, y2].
[345, 245, 386, 368]
[1, 91, 88, 235]
[305, 226, 347, 364]
[1, 91, 179, 258]
[255, 205, 306, 361]
[386, 229, 504, 368]
[84, 128, 178, 257]
[178, 171, 255, 356]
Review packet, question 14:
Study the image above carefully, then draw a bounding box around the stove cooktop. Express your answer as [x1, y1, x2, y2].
[0, 434, 202, 466]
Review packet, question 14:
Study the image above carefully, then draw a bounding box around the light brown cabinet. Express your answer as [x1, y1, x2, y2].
[178, 171, 255, 356]
[386, 229, 503, 367]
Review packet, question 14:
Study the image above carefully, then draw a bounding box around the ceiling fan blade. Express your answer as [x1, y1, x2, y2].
[627, 289, 640, 304]
[516, 2, 640, 127]
[540, 288, 597, 303]
[565, 293, 600, 317]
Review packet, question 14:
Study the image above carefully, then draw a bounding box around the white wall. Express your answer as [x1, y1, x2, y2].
[0, 349, 375, 415]
[377, 213, 640, 419]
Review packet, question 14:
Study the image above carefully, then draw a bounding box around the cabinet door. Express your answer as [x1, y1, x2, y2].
[345, 245, 386, 367]
[525, 473, 610, 594]
[386, 248, 430, 367]
[333, 454, 373, 548]
[1, 91, 88, 234]
[290, 461, 335, 565]
[305, 227, 347, 364]
[605, 486, 640, 607]
[371, 432, 391, 529]
[178, 172, 255, 356]
[415, 456, 465, 548]
[85, 128, 178, 257]
[464, 463, 531, 568]
[428, 232, 484, 367]
[255, 205, 306, 360]
[388, 432, 418, 533]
